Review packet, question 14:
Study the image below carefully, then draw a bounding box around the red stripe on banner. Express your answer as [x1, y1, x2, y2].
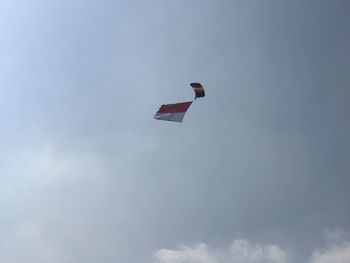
[157, 101, 193, 113]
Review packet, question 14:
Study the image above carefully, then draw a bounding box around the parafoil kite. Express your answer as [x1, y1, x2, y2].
[153, 83, 205, 123]
[190, 82, 205, 99]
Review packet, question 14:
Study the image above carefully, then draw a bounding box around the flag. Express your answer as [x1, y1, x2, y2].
[153, 101, 193, 122]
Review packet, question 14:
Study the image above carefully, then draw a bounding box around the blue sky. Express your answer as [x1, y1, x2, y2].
[1, 1, 349, 262]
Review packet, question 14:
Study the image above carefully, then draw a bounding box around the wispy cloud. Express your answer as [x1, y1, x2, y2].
[154, 231, 350, 263]
[0, 144, 135, 262]
[154, 239, 287, 263]
[154, 243, 215, 263]
[310, 230, 350, 263]
[0, 145, 107, 262]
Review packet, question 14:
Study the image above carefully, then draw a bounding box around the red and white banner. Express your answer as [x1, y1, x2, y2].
[153, 101, 193, 122]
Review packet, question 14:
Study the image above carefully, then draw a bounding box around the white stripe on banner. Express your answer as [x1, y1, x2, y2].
[153, 112, 186, 122]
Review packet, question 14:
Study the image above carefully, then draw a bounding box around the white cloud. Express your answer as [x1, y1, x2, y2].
[310, 241, 350, 263]
[0, 145, 105, 207]
[154, 240, 287, 263]
[229, 240, 288, 263]
[154, 233, 350, 263]
[155, 243, 215, 263]
[0, 144, 121, 262]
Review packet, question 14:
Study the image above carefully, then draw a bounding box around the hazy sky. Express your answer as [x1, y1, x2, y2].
[1, 1, 349, 262]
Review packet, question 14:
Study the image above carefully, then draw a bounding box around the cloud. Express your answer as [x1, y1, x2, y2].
[310, 233, 350, 263]
[154, 243, 215, 263]
[228, 240, 288, 263]
[0, 144, 138, 262]
[154, 239, 287, 263]
[154, 231, 350, 263]
[0, 145, 106, 262]
[310, 243, 350, 263]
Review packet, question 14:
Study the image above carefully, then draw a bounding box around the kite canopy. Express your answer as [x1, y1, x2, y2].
[190, 83, 205, 99]
[153, 101, 193, 123]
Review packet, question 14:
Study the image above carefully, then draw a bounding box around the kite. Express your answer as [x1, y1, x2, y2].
[153, 101, 193, 123]
[190, 82, 205, 99]
[153, 82, 205, 123]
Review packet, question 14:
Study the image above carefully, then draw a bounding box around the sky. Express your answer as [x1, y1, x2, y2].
[0, 0, 350, 262]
